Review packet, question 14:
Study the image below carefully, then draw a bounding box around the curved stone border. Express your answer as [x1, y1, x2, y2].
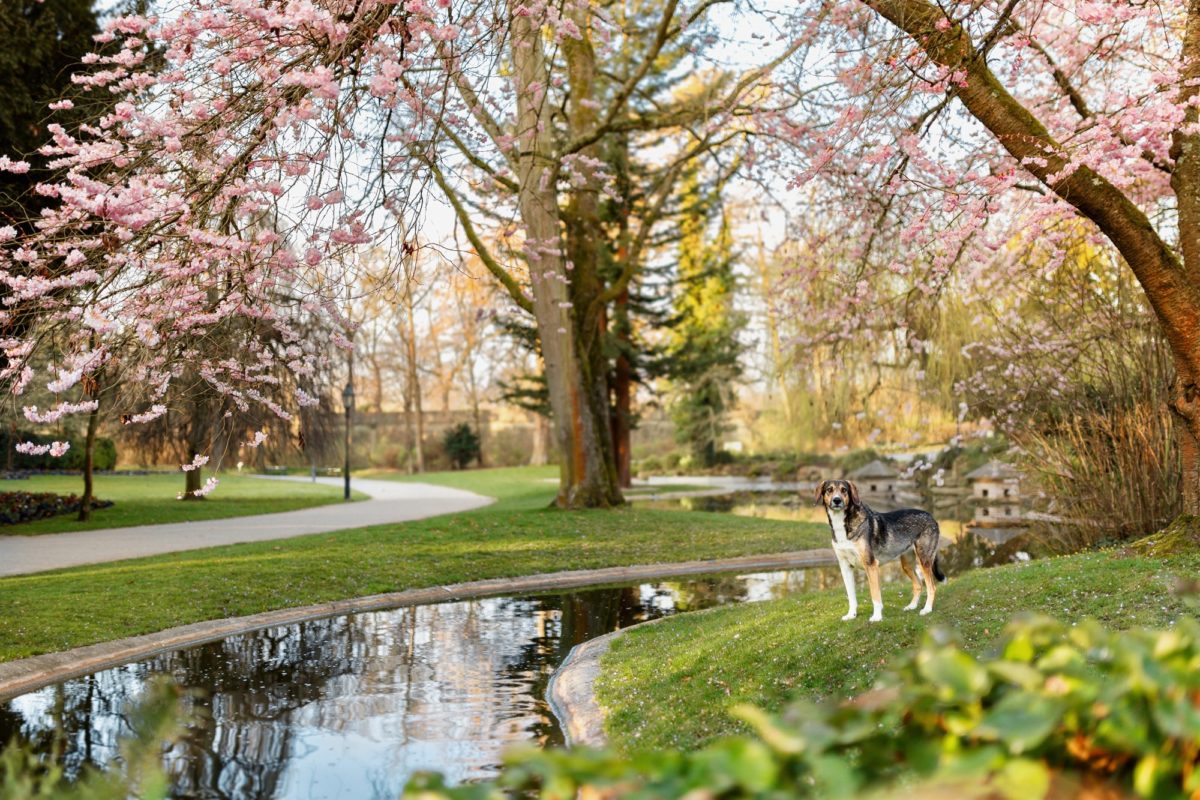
[0, 549, 835, 701]
[548, 618, 670, 747]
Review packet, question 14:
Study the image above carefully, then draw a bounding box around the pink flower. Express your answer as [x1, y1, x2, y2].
[181, 453, 209, 471]
[0, 156, 30, 174]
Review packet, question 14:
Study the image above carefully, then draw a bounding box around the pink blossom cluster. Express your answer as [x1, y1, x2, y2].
[179, 476, 220, 499]
[16, 441, 71, 457]
[761, 0, 1189, 429]
[181, 454, 210, 472]
[23, 400, 98, 424]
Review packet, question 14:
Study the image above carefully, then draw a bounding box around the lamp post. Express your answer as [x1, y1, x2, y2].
[342, 380, 355, 501]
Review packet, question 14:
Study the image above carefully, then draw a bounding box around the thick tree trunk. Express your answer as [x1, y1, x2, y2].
[183, 456, 203, 499]
[1172, 367, 1200, 515]
[182, 426, 204, 501]
[510, 0, 622, 508]
[78, 398, 100, 521]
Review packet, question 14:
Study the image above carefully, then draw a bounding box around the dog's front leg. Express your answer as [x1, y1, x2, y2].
[836, 553, 857, 621]
[866, 563, 884, 622]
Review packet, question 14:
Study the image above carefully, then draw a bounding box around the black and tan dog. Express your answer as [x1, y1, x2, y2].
[816, 479, 946, 622]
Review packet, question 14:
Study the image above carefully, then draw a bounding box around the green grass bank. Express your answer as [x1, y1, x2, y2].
[0, 473, 363, 535]
[0, 466, 827, 662]
[596, 545, 1198, 751]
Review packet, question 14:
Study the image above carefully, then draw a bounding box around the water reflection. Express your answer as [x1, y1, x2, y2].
[0, 570, 813, 798]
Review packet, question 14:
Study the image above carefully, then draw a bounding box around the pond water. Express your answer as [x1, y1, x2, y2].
[0, 569, 827, 799]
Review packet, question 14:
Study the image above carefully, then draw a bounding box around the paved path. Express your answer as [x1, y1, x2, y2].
[0, 476, 492, 578]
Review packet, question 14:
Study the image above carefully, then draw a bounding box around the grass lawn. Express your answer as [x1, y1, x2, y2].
[596, 546, 1200, 752]
[0, 466, 828, 662]
[0, 473, 365, 535]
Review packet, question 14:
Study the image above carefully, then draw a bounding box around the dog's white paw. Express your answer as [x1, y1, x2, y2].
[869, 613, 883, 623]
[841, 611, 857, 621]
[919, 607, 933, 616]
[903, 602, 919, 611]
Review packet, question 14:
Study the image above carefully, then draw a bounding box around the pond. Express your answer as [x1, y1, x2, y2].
[0, 569, 829, 798]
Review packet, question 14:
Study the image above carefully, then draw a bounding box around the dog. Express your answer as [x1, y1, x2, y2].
[815, 479, 946, 622]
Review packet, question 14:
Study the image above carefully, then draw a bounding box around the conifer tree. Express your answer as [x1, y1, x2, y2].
[667, 171, 744, 467]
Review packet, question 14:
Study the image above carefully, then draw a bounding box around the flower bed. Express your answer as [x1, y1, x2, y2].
[0, 492, 113, 526]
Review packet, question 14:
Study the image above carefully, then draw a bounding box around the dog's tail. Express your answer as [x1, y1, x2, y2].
[933, 556, 947, 583]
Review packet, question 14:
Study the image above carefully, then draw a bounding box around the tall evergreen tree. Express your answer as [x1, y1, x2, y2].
[0, 0, 104, 232]
[667, 170, 744, 467]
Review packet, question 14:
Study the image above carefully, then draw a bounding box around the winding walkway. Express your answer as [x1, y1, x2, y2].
[0, 476, 491, 577]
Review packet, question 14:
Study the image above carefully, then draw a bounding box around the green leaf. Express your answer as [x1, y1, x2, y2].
[986, 661, 1043, 691]
[992, 758, 1050, 800]
[1133, 754, 1160, 797]
[975, 694, 1065, 754]
[731, 704, 806, 755]
[919, 649, 991, 702]
[809, 753, 861, 799]
[689, 738, 780, 793]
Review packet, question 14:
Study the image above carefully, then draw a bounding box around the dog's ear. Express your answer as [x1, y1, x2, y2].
[847, 481, 860, 506]
[815, 480, 827, 503]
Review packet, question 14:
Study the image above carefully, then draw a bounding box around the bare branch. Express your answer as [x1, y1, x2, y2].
[424, 157, 534, 314]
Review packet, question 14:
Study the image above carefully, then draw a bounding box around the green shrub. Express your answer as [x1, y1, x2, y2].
[771, 456, 798, 481]
[0, 430, 118, 471]
[662, 453, 681, 470]
[637, 456, 663, 475]
[407, 614, 1200, 799]
[62, 436, 118, 471]
[442, 423, 481, 470]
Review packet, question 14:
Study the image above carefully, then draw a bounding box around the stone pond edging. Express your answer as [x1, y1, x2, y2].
[548, 617, 672, 747]
[0, 549, 835, 701]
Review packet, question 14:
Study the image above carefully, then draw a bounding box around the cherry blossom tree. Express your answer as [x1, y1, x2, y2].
[1, 0, 795, 508]
[772, 0, 1200, 516]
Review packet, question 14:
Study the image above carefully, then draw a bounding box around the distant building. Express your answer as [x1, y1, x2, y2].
[965, 460, 1025, 527]
[849, 460, 899, 495]
[965, 460, 1021, 501]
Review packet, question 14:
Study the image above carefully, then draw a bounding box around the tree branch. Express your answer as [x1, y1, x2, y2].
[424, 157, 534, 314]
[864, 0, 1200, 375]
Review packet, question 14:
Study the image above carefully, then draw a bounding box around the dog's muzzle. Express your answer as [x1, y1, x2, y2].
[830, 498, 844, 509]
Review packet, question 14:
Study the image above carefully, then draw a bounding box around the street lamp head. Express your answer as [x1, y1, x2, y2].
[342, 381, 355, 411]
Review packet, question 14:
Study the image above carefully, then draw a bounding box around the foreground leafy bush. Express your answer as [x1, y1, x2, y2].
[406, 615, 1200, 799]
[0, 491, 113, 525]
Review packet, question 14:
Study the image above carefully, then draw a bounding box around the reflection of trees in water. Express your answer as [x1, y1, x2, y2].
[662, 575, 747, 611]
[0, 572, 812, 796]
[165, 615, 371, 797]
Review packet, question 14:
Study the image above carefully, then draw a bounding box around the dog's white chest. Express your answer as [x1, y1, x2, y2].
[828, 509, 850, 543]
[828, 509, 863, 567]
